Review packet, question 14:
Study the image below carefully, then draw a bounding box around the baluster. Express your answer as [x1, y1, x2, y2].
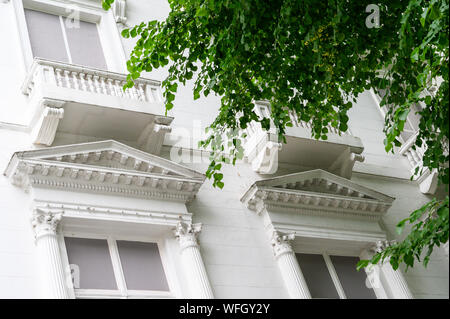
[124, 84, 133, 99]
[71, 72, 79, 90]
[63, 70, 71, 89]
[147, 86, 155, 102]
[137, 83, 146, 101]
[115, 80, 124, 97]
[131, 86, 140, 100]
[79, 73, 88, 91]
[151, 88, 160, 102]
[86, 74, 95, 93]
[122, 81, 132, 99]
[100, 77, 108, 96]
[289, 112, 296, 127]
[405, 151, 416, 168]
[55, 69, 63, 87]
[294, 114, 300, 127]
[93, 76, 102, 94]
[107, 79, 116, 96]
[410, 149, 421, 165]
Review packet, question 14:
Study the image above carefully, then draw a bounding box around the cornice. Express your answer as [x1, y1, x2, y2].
[6, 140, 201, 179]
[272, 222, 387, 243]
[33, 201, 192, 226]
[12, 160, 202, 202]
[241, 169, 394, 219]
[5, 140, 205, 203]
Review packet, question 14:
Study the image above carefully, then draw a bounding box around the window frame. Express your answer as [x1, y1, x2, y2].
[295, 250, 381, 299]
[59, 232, 177, 299]
[12, 0, 127, 72]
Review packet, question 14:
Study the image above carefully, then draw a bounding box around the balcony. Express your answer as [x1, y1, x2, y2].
[243, 101, 364, 178]
[399, 132, 449, 194]
[22, 58, 173, 154]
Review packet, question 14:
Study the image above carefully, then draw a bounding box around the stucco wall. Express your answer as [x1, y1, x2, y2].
[0, 0, 447, 299]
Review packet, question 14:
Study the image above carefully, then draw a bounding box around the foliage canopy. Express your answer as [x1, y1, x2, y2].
[103, 0, 449, 270]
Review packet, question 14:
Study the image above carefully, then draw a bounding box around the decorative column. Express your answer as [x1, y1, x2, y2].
[31, 209, 69, 299]
[174, 222, 214, 299]
[374, 240, 414, 299]
[271, 231, 311, 299]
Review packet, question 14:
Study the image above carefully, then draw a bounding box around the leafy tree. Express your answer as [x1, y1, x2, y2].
[102, 0, 449, 270]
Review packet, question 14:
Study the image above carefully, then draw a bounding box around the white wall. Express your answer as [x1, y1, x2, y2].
[0, 0, 447, 299]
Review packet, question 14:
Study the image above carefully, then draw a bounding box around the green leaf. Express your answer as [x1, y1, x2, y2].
[356, 260, 369, 271]
[410, 47, 420, 61]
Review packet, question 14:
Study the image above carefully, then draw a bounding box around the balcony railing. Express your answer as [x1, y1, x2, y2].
[399, 132, 426, 174]
[242, 102, 364, 177]
[22, 58, 162, 105]
[399, 132, 449, 194]
[286, 111, 353, 136]
[21, 58, 172, 154]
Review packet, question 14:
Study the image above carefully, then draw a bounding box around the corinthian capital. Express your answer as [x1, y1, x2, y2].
[270, 231, 296, 258]
[372, 239, 397, 254]
[31, 209, 63, 240]
[174, 221, 202, 251]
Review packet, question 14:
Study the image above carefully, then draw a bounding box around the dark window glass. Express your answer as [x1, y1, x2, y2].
[117, 241, 169, 291]
[64, 237, 117, 290]
[330, 255, 377, 299]
[296, 253, 339, 298]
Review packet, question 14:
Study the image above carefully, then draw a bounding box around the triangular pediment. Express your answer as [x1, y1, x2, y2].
[253, 169, 393, 202]
[241, 169, 394, 216]
[9, 140, 204, 180]
[5, 140, 205, 202]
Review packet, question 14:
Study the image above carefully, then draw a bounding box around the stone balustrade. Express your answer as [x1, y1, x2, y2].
[242, 102, 363, 177]
[399, 132, 449, 194]
[287, 110, 353, 136]
[20, 58, 172, 153]
[22, 58, 162, 104]
[398, 133, 427, 173]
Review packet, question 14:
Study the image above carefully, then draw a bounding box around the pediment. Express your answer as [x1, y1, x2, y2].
[5, 140, 205, 202]
[241, 169, 395, 216]
[10, 140, 204, 179]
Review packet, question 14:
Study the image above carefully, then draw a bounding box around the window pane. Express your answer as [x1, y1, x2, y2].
[117, 241, 169, 291]
[63, 18, 107, 69]
[64, 237, 117, 290]
[330, 255, 377, 299]
[24, 9, 69, 62]
[296, 253, 339, 298]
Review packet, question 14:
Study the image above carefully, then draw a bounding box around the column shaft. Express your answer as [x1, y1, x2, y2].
[36, 233, 69, 298]
[32, 211, 69, 299]
[277, 250, 311, 298]
[179, 245, 214, 299]
[371, 240, 414, 299]
[380, 262, 414, 299]
[175, 222, 214, 299]
[271, 231, 311, 299]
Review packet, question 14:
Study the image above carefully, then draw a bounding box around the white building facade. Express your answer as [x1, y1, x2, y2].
[0, 0, 448, 299]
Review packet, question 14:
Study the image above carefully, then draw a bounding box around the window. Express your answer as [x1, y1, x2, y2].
[296, 253, 376, 299]
[24, 9, 107, 69]
[64, 236, 171, 298]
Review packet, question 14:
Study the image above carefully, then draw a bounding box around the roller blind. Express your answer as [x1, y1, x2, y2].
[296, 253, 340, 298]
[24, 9, 69, 63]
[24, 9, 107, 69]
[64, 237, 117, 290]
[63, 18, 107, 69]
[117, 241, 170, 291]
